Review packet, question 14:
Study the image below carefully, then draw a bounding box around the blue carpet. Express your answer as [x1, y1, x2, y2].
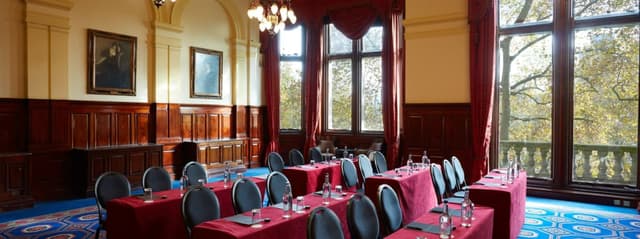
[2, 168, 638, 238]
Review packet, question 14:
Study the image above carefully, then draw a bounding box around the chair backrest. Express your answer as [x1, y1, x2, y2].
[376, 184, 402, 235]
[430, 163, 446, 204]
[346, 194, 380, 239]
[142, 166, 172, 192]
[288, 148, 305, 166]
[181, 186, 220, 238]
[95, 172, 131, 220]
[451, 156, 466, 188]
[357, 154, 375, 180]
[341, 159, 359, 189]
[231, 178, 262, 214]
[442, 159, 458, 194]
[183, 161, 207, 187]
[307, 206, 345, 239]
[309, 146, 322, 162]
[267, 152, 285, 173]
[371, 151, 388, 173]
[266, 171, 290, 205]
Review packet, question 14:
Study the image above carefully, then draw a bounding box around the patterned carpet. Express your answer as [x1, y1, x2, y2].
[0, 206, 102, 239]
[520, 200, 640, 239]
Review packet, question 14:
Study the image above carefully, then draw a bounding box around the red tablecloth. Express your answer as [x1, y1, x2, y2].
[106, 177, 266, 239]
[364, 167, 438, 225]
[192, 192, 355, 239]
[385, 204, 494, 239]
[469, 170, 527, 239]
[283, 159, 360, 197]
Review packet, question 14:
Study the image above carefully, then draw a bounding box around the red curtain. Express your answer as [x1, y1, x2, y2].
[380, 1, 403, 169]
[328, 5, 377, 40]
[262, 33, 280, 160]
[469, 0, 496, 182]
[302, 20, 323, 161]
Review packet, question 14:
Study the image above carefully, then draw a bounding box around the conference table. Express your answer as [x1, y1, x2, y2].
[469, 170, 527, 239]
[385, 204, 494, 239]
[283, 158, 360, 197]
[106, 177, 266, 239]
[191, 191, 355, 239]
[364, 166, 438, 224]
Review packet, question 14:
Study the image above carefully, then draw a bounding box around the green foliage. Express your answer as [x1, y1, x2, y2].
[279, 62, 302, 130]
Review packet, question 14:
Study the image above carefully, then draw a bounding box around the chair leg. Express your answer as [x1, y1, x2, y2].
[94, 227, 101, 239]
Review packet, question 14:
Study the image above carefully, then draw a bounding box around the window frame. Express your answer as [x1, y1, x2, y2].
[278, 25, 306, 134]
[322, 21, 384, 136]
[493, 1, 640, 194]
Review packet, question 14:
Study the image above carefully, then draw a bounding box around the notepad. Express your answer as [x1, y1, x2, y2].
[474, 182, 505, 187]
[406, 222, 456, 234]
[225, 214, 263, 226]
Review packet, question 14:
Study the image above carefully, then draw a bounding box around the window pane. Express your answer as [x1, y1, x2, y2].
[574, 0, 639, 19]
[572, 25, 639, 186]
[279, 61, 303, 130]
[499, 0, 552, 27]
[329, 24, 352, 55]
[279, 25, 303, 57]
[328, 59, 352, 130]
[497, 32, 553, 179]
[363, 26, 383, 53]
[361, 57, 383, 131]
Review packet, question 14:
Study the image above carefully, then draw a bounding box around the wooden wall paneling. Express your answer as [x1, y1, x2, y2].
[136, 113, 149, 144]
[208, 114, 220, 140]
[169, 104, 183, 139]
[0, 100, 27, 153]
[221, 113, 231, 139]
[248, 107, 264, 167]
[50, 101, 71, 147]
[116, 113, 132, 145]
[162, 144, 178, 177]
[194, 114, 206, 141]
[151, 103, 168, 141]
[208, 145, 221, 165]
[128, 151, 146, 184]
[31, 151, 72, 200]
[234, 105, 248, 138]
[182, 114, 193, 142]
[27, 100, 53, 147]
[72, 114, 90, 149]
[94, 113, 112, 147]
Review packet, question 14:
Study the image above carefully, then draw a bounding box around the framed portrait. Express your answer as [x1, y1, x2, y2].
[87, 29, 137, 96]
[190, 47, 222, 99]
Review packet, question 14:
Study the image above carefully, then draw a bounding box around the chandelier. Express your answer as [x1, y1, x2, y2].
[153, 0, 176, 8]
[247, 0, 297, 35]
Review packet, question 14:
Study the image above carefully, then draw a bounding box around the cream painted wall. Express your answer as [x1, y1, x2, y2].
[404, 0, 470, 103]
[0, 0, 26, 98]
[68, 0, 151, 102]
[178, 0, 232, 105]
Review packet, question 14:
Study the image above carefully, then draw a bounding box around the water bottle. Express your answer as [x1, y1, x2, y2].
[282, 182, 293, 218]
[322, 173, 331, 205]
[406, 154, 414, 173]
[513, 157, 520, 178]
[180, 175, 189, 196]
[461, 191, 473, 227]
[439, 200, 453, 238]
[223, 168, 230, 187]
[507, 158, 514, 184]
[342, 146, 348, 159]
[421, 150, 430, 169]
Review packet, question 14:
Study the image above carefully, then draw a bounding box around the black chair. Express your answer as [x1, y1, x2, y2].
[376, 184, 402, 235]
[267, 152, 286, 173]
[142, 166, 172, 192]
[341, 158, 360, 191]
[94, 172, 131, 239]
[183, 161, 207, 187]
[266, 171, 290, 205]
[371, 151, 388, 173]
[358, 154, 375, 180]
[307, 206, 344, 239]
[181, 185, 220, 238]
[451, 156, 467, 188]
[346, 193, 380, 239]
[430, 163, 447, 204]
[442, 159, 458, 194]
[289, 148, 305, 166]
[309, 146, 322, 163]
[231, 178, 262, 214]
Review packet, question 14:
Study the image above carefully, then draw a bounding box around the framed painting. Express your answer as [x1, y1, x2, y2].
[190, 47, 222, 99]
[87, 29, 137, 96]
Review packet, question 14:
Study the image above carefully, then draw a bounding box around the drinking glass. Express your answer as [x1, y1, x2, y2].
[296, 196, 305, 213]
[251, 209, 263, 228]
[310, 160, 315, 166]
[237, 172, 244, 181]
[334, 185, 343, 199]
[143, 188, 153, 202]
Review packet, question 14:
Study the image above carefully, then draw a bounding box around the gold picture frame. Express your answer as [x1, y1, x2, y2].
[190, 47, 223, 99]
[87, 29, 137, 96]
